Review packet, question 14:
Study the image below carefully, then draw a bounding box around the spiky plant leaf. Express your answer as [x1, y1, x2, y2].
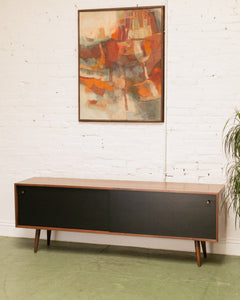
[223, 109, 240, 225]
[223, 110, 240, 158]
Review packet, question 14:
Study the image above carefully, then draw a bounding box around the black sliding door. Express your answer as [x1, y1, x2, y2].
[109, 190, 216, 240]
[18, 186, 109, 231]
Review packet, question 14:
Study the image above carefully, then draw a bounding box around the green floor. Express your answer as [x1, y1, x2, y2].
[1, 236, 240, 300]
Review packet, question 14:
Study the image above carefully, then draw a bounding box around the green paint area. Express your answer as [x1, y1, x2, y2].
[0, 236, 240, 300]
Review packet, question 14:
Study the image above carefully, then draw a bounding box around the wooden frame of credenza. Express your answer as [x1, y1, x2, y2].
[15, 177, 225, 267]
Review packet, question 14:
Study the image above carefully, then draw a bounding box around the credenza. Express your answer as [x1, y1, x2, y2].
[15, 177, 224, 267]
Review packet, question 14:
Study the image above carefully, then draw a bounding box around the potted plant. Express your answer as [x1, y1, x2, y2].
[223, 109, 240, 224]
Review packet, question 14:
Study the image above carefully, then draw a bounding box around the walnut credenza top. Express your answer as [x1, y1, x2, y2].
[15, 177, 224, 195]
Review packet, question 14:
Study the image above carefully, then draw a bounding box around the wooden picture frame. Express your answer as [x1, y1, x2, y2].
[78, 6, 165, 122]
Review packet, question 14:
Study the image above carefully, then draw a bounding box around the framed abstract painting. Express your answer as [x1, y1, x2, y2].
[78, 6, 165, 122]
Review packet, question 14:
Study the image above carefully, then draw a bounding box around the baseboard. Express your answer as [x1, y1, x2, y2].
[0, 221, 35, 239]
[0, 221, 239, 256]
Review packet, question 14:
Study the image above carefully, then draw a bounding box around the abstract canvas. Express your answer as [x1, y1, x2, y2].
[78, 6, 165, 122]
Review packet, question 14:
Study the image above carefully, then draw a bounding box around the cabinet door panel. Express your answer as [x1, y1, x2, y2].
[110, 191, 216, 239]
[17, 186, 109, 230]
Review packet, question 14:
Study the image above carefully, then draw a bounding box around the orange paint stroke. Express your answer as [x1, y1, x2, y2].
[99, 43, 105, 66]
[144, 40, 152, 56]
[134, 79, 148, 87]
[80, 77, 114, 93]
[88, 100, 107, 108]
[138, 85, 153, 98]
[88, 100, 97, 104]
[149, 68, 162, 94]
[111, 30, 118, 40]
[80, 64, 104, 74]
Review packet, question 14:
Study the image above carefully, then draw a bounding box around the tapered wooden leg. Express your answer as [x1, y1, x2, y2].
[47, 230, 51, 246]
[201, 241, 207, 258]
[34, 229, 41, 253]
[194, 241, 201, 267]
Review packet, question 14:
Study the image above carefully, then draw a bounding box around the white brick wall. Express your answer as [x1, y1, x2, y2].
[0, 0, 240, 255]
